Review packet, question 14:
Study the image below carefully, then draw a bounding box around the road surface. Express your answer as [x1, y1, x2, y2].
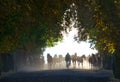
[0, 69, 114, 82]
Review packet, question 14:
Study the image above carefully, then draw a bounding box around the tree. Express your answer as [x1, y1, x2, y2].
[0, 0, 120, 77]
[0, 0, 64, 71]
[75, 0, 120, 78]
[0, 0, 64, 54]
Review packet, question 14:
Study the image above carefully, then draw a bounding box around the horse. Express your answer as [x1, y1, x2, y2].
[47, 53, 53, 69]
[59, 55, 64, 63]
[88, 55, 94, 69]
[58, 55, 65, 68]
[95, 53, 103, 69]
[88, 54, 98, 70]
[71, 53, 77, 68]
[39, 55, 45, 69]
[77, 56, 84, 68]
[53, 54, 60, 68]
[65, 53, 71, 69]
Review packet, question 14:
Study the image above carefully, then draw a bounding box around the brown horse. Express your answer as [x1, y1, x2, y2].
[77, 56, 84, 68]
[71, 53, 77, 68]
[88, 54, 98, 70]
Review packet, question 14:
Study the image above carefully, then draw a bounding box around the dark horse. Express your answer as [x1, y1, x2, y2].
[65, 53, 71, 68]
[88, 54, 98, 70]
[47, 53, 53, 69]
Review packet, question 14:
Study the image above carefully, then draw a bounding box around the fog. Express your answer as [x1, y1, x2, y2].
[18, 58, 100, 72]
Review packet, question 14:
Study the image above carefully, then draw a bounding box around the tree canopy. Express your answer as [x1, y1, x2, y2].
[0, 0, 120, 55]
[0, 0, 64, 54]
[77, 0, 120, 54]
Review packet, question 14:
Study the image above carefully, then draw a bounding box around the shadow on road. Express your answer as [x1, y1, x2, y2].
[0, 69, 115, 82]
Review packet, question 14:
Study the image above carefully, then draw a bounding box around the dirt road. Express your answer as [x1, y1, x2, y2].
[0, 69, 114, 82]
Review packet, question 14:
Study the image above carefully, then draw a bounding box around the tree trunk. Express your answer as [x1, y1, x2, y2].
[113, 52, 120, 79]
[0, 55, 1, 76]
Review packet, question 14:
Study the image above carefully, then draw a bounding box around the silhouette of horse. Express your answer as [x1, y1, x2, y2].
[59, 55, 64, 63]
[88, 54, 98, 70]
[52, 54, 65, 69]
[65, 53, 71, 69]
[39, 55, 45, 69]
[95, 53, 103, 69]
[58, 55, 65, 68]
[77, 55, 85, 68]
[88, 55, 93, 69]
[53, 54, 59, 68]
[47, 53, 53, 69]
[71, 53, 77, 68]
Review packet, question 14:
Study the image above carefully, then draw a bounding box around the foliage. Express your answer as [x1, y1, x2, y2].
[0, 0, 120, 55]
[0, 0, 64, 54]
[75, 0, 120, 54]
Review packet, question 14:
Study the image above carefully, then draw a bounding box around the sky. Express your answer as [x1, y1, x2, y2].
[43, 3, 98, 64]
[43, 28, 98, 62]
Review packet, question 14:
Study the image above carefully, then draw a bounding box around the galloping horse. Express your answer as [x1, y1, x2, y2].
[58, 55, 65, 68]
[97, 54, 102, 69]
[47, 53, 53, 69]
[88, 55, 93, 69]
[59, 55, 64, 63]
[65, 53, 71, 68]
[76, 55, 85, 68]
[88, 54, 98, 69]
[39, 55, 45, 69]
[53, 54, 59, 68]
[71, 53, 77, 68]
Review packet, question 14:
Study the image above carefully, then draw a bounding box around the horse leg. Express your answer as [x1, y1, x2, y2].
[78, 62, 80, 67]
[81, 62, 83, 69]
[89, 62, 91, 69]
[74, 61, 76, 68]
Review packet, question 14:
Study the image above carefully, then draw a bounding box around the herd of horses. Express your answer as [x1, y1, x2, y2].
[46, 53, 103, 70]
[47, 53, 65, 69]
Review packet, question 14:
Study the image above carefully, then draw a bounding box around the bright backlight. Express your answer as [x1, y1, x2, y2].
[43, 28, 98, 63]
